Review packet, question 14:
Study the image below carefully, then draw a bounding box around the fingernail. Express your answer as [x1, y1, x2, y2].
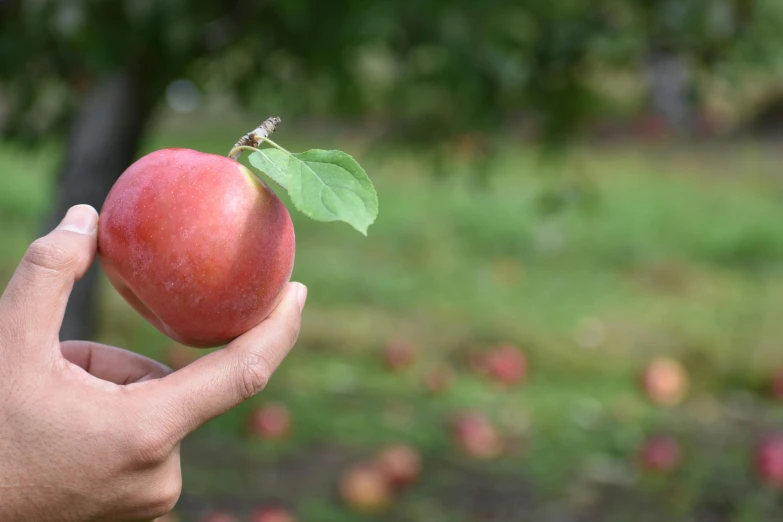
[296, 283, 308, 312]
[56, 205, 99, 235]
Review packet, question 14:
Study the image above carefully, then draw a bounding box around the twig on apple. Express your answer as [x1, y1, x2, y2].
[229, 116, 281, 160]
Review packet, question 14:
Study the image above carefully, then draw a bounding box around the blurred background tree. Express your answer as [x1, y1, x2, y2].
[0, 0, 777, 338]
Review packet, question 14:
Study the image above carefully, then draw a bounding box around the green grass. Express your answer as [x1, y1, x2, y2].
[4, 131, 783, 520]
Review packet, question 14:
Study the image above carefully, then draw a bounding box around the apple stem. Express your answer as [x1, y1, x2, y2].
[228, 117, 281, 160]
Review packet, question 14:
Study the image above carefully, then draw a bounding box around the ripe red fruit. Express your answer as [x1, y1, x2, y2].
[638, 435, 682, 472]
[248, 402, 291, 440]
[452, 412, 504, 459]
[249, 507, 296, 522]
[484, 344, 527, 386]
[755, 435, 783, 488]
[339, 462, 393, 513]
[375, 443, 422, 489]
[383, 339, 416, 371]
[98, 148, 296, 348]
[641, 357, 689, 407]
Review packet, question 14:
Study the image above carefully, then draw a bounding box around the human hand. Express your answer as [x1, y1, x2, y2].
[0, 205, 306, 521]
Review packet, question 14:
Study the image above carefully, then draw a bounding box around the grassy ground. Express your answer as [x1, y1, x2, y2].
[3, 127, 783, 521]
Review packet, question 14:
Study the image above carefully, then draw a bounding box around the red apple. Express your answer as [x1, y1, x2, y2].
[423, 364, 455, 395]
[339, 462, 393, 513]
[638, 435, 682, 472]
[249, 507, 296, 522]
[452, 412, 504, 460]
[199, 513, 239, 522]
[484, 344, 527, 386]
[375, 443, 422, 489]
[383, 339, 416, 371]
[641, 357, 689, 407]
[98, 148, 296, 348]
[756, 435, 783, 488]
[248, 402, 291, 440]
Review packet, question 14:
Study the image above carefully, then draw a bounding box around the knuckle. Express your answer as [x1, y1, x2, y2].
[238, 352, 273, 401]
[23, 238, 77, 275]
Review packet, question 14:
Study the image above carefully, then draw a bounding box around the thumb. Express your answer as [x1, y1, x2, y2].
[0, 205, 98, 353]
[148, 282, 306, 441]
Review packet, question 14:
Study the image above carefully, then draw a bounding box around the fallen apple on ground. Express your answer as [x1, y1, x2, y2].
[339, 462, 393, 513]
[383, 339, 417, 371]
[638, 435, 682, 472]
[484, 343, 527, 386]
[755, 434, 783, 488]
[640, 357, 689, 407]
[452, 411, 504, 459]
[247, 402, 292, 440]
[375, 443, 422, 489]
[98, 118, 378, 348]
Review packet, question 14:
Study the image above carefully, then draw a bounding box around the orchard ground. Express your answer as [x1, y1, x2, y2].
[5, 120, 783, 521]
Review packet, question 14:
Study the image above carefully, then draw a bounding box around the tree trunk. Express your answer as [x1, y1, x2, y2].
[645, 49, 693, 135]
[44, 70, 157, 341]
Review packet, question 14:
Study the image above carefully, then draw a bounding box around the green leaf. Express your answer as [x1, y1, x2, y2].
[249, 149, 290, 189]
[284, 149, 379, 235]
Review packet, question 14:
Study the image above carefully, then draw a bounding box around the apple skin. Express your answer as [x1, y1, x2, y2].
[484, 344, 527, 386]
[640, 357, 689, 407]
[339, 462, 392, 513]
[375, 443, 421, 489]
[383, 339, 416, 371]
[452, 412, 504, 460]
[247, 402, 292, 440]
[755, 435, 783, 488]
[638, 435, 681, 472]
[98, 148, 295, 348]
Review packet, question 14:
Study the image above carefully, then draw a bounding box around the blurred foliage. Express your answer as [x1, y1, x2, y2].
[1, 0, 781, 150]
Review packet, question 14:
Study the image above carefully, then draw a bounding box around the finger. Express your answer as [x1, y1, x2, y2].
[0, 205, 98, 356]
[61, 341, 172, 384]
[147, 282, 306, 440]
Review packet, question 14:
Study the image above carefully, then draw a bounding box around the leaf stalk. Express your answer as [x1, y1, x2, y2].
[228, 117, 282, 160]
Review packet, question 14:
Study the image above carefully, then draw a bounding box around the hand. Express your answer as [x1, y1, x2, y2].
[0, 205, 306, 521]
